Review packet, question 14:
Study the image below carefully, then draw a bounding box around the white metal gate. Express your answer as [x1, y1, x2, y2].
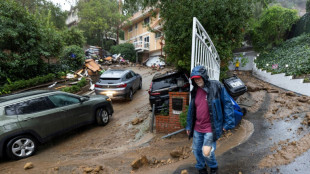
[191, 17, 220, 80]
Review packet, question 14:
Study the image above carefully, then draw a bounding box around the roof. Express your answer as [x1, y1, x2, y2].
[0, 90, 55, 103]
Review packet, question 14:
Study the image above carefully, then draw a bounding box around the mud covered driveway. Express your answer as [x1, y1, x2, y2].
[0, 69, 309, 174]
[0, 66, 162, 173]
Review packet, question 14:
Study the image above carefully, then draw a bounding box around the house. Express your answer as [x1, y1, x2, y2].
[65, 6, 79, 28]
[121, 9, 165, 66]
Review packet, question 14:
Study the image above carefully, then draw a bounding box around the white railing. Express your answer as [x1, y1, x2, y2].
[191, 17, 220, 80]
[134, 41, 149, 50]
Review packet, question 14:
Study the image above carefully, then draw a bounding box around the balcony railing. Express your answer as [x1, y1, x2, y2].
[134, 41, 149, 51]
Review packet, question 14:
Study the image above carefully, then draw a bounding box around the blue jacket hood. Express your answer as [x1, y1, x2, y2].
[190, 65, 209, 87]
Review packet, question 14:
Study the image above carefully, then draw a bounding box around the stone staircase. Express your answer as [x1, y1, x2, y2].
[252, 62, 310, 96]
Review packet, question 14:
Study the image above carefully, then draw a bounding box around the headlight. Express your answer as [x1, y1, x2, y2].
[106, 97, 112, 101]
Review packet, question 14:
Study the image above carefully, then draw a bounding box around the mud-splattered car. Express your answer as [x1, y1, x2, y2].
[0, 90, 113, 160]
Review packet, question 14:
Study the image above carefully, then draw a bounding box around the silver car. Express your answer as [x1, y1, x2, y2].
[94, 69, 142, 100]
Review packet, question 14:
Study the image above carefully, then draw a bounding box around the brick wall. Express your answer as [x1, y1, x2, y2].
[155, 92, 189, 133]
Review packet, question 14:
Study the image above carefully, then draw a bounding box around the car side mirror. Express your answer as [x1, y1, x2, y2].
[79, 97, 89, 103]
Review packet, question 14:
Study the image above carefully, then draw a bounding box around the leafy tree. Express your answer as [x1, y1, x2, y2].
[78, 0, 126, 48]
[0, 0, 46, 83]
[251, 5, 299, 51]
[307, 0, 310, 12]
[39, 10, 64, 66]
[124, 0, 256, 74]
[14, 0, 68, 29]
[62, 27, 86, 47]
[110, 43, 136, 62]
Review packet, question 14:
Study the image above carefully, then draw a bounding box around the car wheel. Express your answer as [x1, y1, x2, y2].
[138, 79, 142, 90]
[6, 135, 37, 160]
[96, 108, 110, 126]
[127, 89, 133, 101]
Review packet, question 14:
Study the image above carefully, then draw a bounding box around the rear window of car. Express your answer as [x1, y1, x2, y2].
[152, 76, 177, 90]
[152, 73, 188, 91]
[98, 78, 121, 83]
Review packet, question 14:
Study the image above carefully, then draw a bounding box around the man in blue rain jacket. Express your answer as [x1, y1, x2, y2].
[186, 65, 235, 174]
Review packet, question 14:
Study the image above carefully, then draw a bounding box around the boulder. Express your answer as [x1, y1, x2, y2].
[170, 149, 183, 158]
[131, 156, 149, 169]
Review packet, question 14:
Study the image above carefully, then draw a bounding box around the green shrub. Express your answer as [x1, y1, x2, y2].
[0, 73, 56, 95]
[179, 106, 189, 128]
[60, 45, 85, 71]
[251, 5, 299, 51]
[307, 0, 310, 13]
[255, 34, 310, 76]
[110, 43, 136, 62]
[61, 77, 88, 94]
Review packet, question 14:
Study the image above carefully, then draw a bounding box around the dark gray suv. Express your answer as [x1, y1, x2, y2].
[94, 69, 142, 101]
[0, 90, 113, 160]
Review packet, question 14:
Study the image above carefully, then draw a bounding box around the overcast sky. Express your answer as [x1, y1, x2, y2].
[48, 0, 76, 11]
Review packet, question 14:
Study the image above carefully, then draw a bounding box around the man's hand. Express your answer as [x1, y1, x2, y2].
[186, 130, 190, 135]
[223, 128, 226, 132]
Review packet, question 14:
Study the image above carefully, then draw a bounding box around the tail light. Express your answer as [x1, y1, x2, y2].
[148, 82, 153, 94]
[95, 84, 102, 88]
[150, 92, 160, 95]
[116, 83, 127, 88]
[183, 83, 190, 88]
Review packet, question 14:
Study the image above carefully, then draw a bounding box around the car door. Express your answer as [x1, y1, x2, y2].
[16, 96, 65, 139]
[48, 94, 91, 129]
[125, 72, 135, 90]
[130, 71, 139, 91]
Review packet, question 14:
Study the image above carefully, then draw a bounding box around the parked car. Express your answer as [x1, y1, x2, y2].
[94, 69, 142, 101]
[0, 90, 113, 160]
[148, 71, 190, 113]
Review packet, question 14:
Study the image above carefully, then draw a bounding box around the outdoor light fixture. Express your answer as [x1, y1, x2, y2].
[266, 64, 269, 66]
[257, 53, 260, 57]
[285, 64, 289, 68]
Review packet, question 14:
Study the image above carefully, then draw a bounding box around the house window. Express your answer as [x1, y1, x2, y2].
[158, 12, 160, 19]
[129, 26, 133, 32]
[144, 17, 150, 25]
[155, 32, 161, 38]
[135, 23, 138, 29]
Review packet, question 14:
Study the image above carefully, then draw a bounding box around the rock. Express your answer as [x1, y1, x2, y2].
[170, 149, 183, 158]
[140, 156, 149, 165]
[24, 162, 34, 170]
[93, 166, 103, 172]
[131, 156, 149, 169]
[167, 158, 172, 164]
[84, 167, 93, 173]
[286, 91, 296, 97]
[181, 170, 189, 174]
[53, 167, 59, 171]
[297, 96, 309, 103]
[246, 82, 261, 92]
[132, 118, 139, 125]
